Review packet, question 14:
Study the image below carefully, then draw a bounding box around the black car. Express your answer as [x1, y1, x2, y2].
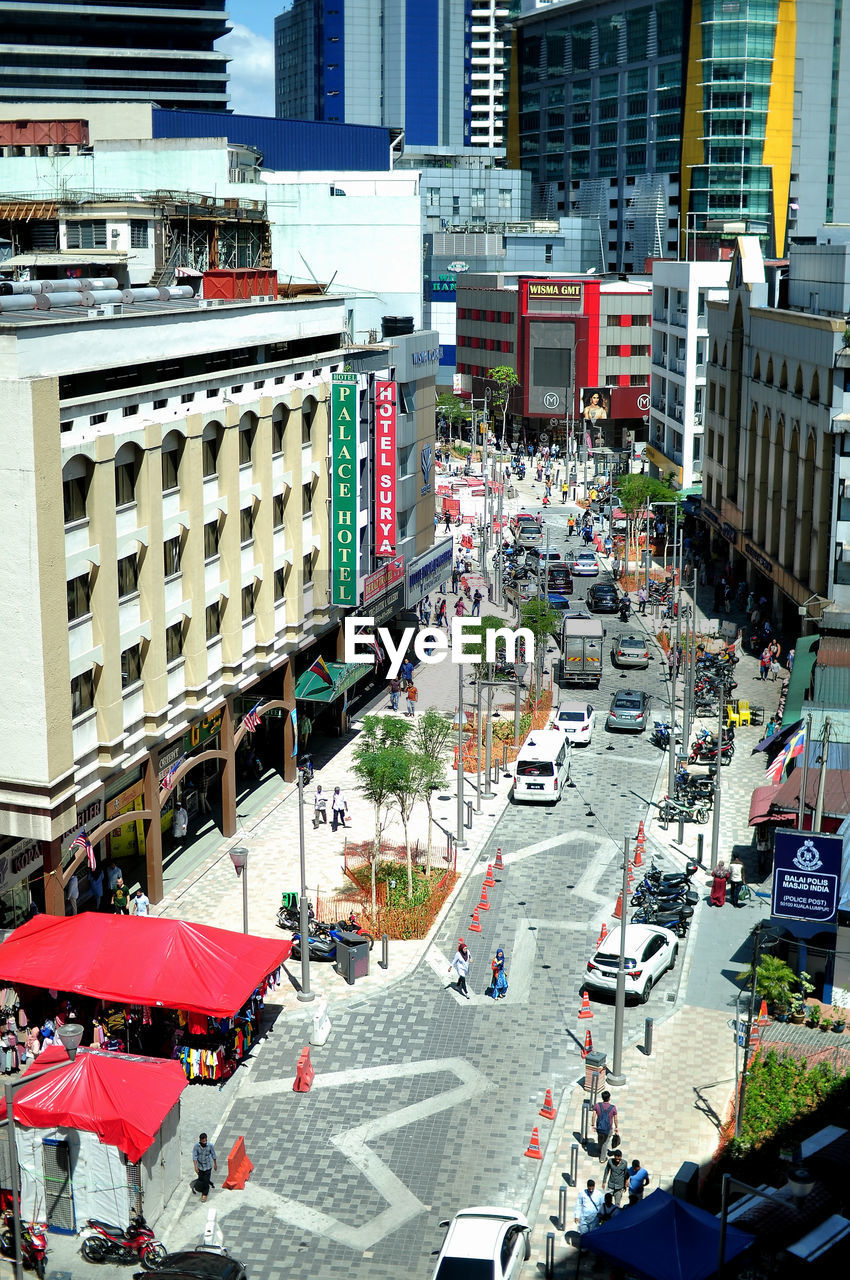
[134, 1248, 246, 1280]
[545, 564, 574, 594]
[586, 583, 620, 613]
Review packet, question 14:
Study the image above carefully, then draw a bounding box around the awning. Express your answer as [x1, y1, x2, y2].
[0, 914, 290, 1018]
[749, 782, 797, 826]
[0, 1043, 187, 1163]
[773, 767, 850, 820]
[781, 634, 819, 726]
[294, 660, 367, 703]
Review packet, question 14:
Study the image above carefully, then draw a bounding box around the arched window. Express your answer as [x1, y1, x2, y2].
[779, 361, 788, 391]
[114, 442, 142, 507]
[272, 403, 290, 456]
[161, 430, 185, 492]
[765, 357, 774, 385]
[753, 353, 761, 380]
[794, 365, 803, 395]
[810, 371, 820, 403]
[202, 421, 224, 479]
[239, 411, 257, 465]
[62, 455, 93, 524]
[302, 395, 318, 444]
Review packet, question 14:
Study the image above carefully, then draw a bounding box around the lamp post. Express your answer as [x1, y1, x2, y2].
[228, 846, 249, 934]
[296, 769, 314, 1002]
[607, 837, 631, 1086]
[3, 1022, 84, 1280]
[718, 1168, 814, 1272]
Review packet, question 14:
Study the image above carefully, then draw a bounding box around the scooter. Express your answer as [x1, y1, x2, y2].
[290, 923, 372, 962]
[618, 597, 632, 622]
[0, 1213, 48, 1278]
[630, 903, 693, 937]
[81, 1216, 167, 1268]
[651, 721, 671, 749]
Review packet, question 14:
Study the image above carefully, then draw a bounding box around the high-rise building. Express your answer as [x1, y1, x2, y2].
[0, 0, 230, 111]
[274, 0, 520, 148]
[512, 0, 850, 265]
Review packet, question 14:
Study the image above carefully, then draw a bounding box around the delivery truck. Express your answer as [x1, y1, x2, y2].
[558, 615, 604, 688]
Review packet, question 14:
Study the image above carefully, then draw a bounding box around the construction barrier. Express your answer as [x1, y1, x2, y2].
[293, 1046, 315, 1092]
[222, 1137, 254, 1190]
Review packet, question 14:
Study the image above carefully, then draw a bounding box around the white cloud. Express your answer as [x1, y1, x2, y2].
[218, 23, 275, 118]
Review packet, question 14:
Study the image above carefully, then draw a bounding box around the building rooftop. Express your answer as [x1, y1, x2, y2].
[0, 289, 334, 330]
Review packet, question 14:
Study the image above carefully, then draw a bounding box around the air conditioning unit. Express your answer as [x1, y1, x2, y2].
[88, 303, 123, 318]
[693, 414, 703, 426]
[198, 298, 229, 309]
[251, 294, 276, 303]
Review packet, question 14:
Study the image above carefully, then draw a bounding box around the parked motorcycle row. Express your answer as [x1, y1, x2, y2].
[277, 895, 375, 962]
[0, 1212, 48, 1277]
[630, 861, 700, 938]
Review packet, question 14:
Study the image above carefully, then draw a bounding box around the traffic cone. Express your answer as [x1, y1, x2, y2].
[581, 1028, 593, 1059]
[627, 861, 634, 887]
[634, 841, 643, 868]
[494, 847, 504, 870]
[612, 891, 623, 920]
[524, 1126, 543, 1159]
[596, 922, 608, 948]
[539, 1089, 557, 1121]
[578, 990, 594, 1020]
[484, 863, 495, 888]
[636, 820, 645, 843]
[469, 907, 482, 933]
[757, 999, 769, 1026]
[478, 885, 491, 911]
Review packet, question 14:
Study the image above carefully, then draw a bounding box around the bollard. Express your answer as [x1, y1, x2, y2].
[380, 932, 389, 971]
[558, 1185, 568, 1231]
[502, 744, 509, 768]
[447, 831, 454, 861]
[465, 799, 473, 829]
[588, 1072, 600, 1106]
[494, 759, 501, 784]
[545, 1231, 555, 1279]
[569, 1142, 579, 1187]
[678, 814, 685, 844]
[696, 833, 704, 867]
[644, 1016, 654, 1057]
[581, 1099, 593, 1142]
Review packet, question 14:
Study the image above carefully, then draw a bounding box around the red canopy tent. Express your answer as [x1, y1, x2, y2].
[0, 1044, 187, 1162]
[0, 914, 290, 1018]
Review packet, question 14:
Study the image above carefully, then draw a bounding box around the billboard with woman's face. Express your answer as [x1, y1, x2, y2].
[581, 388, 611, 422]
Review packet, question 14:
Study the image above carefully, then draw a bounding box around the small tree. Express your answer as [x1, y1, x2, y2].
[487, 366, 520, 447]
[411, 709, 452, 873]
[388, 746, 424, 898]
[520, 598, 560, 693]
[351, 716, 412, 911]
[615, 473, 678, 575]
[436, 393, 469, 446]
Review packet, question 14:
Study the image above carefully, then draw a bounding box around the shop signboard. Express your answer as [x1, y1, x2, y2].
[364, 556, 404, 607]
[60, 791, 104, 854]
[331, 373, 359, 606]
[375, 380, 397, 557]
[406, 538, 453, 609]
[372, 580, 407, 626]
[106, 777, 145, 820]
[184, 709, 223, 753]
[0, 838, 44, 894]
[771, 829, 842, 923]
[527, 281, 582, 301]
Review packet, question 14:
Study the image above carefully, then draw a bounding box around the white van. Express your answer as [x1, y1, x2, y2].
[511, 730, 570, 803]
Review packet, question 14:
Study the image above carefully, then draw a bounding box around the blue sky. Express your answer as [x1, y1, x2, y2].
[218, 0, 279, 116]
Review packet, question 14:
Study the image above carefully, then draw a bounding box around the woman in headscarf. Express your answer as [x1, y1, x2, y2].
[490, 947, 508, 1000]
[710, 861, 729, 907]
[449, 939, 471, 999]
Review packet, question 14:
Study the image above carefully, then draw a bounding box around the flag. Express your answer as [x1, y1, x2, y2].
[764, 746, 789, 785]
[372, 637, 384, 662]
[752, 718, 803, 756]
[70, 827, 96, 871]
[160, 754, 185, 795]
[243, 702, 262, 733]
[290, 707, 298, 757]
[784, 726, 806, 769]
[309, 655, 333, 687]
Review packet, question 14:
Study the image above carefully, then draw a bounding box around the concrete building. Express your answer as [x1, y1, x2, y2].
[455, 271, 652, 449]
[274, 0, 519, 149]
[701, 239, 850, 631]
[512, 0, 850, 265]
[648, 259, 731, 491]
[0, 280, 437, 926]
[0, 0, 229, 111]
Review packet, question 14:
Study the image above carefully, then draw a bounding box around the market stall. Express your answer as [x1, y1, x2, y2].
[0, 1043, 187, 1229]
[0, 915, 290, 1084]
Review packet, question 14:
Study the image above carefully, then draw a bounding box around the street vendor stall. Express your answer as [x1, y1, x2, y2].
[0, 915, 290, 1084]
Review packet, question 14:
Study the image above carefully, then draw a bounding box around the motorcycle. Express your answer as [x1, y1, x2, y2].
[651, 721, 671, 749]
[618, 597, 632, 622]
[688, 738, 735, 766]
[0, 1213, 48, 1278]
[656, 794, 710, 829]
[290, 921, 374, 962]
[642, 860, 699, 890]
[81, 1216, 167, 1268]
[631, 879, 698, 907]
[277, 893, 316, 932]
[326, 913, 375, 949]
[631, 903, 692, 937]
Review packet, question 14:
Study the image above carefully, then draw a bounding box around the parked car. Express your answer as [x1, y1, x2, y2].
[134, 1247, 247, 1280]
[569, 551, 599, 576]
[584, 923, 678, 1004]
[606, 689, 650, 732]
[611, 634, 650, 668]
[586, 583, 619, 613]
[526, 547, 562, 566]
[545, 563, 574, 594]
[552, 701, 595, 745]
[432, 1207, 531, 1280]
[546, 592, 572, 617]
[510, 511, 541, 530]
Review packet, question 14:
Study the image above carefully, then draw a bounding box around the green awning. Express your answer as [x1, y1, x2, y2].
[294, 661, 368, 703]
[781, 634, 819, 727]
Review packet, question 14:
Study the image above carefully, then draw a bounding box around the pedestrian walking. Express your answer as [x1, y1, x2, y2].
[599, 1193, 619, 1226]
[724, 582, 732, 612]
[400, 657, 414, 689]
[568, 515, 575, 537]
[66, 872, 79, 916]
[574, 1180, 603, 1236]
[759, 648, 771, 681]
[420, 595, 432, 625]
[172, 803, 189, 841]
[388, 677, 401, 711]
[132, 888, 150, 916]
[331, 786, 348, 831]
[451, 568, 460, 595]
[454, 598, 466, 617]
[602, 1150, 628, 1207]
[729, 853, 746, 908]
[443, 511, 452, 532]
[675, 642, 683, 678]
[111, 876, 129, 915]
[787, 646, 795, 674]
[638, 585, 647, 615]
[89, 864, 104, 911]
[313, 785, 328, 826]
[489, 947, 508, 999]
[592, 1090, 618, 1163]
[449, 939, 471, 999]
[405, 682, 418, 717]
[562, 481, 569, 504]
[436, 597, 447, 628]
[666, 648, 674, 679]
[628, 1160, 650, 1205]
[710, 860, 729, 907]
[471, 589, 482, 617]
[191, 1133, 217, 1203]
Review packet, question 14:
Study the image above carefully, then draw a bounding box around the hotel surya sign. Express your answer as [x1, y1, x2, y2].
[331, 373, 359, 606]
[375, 380, 397, 557]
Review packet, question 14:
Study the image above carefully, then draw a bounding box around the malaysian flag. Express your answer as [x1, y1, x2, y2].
[765, 726, 807, 784]
[244, 702, 263, 733]
[160, 754, 185, 796]
[70, 827, 96, 871]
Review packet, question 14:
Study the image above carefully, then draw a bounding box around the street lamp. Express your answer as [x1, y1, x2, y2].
[4, 1022, 84, 1280]
[718, 1168, 814, 1271]
[229, 846, 249, 934]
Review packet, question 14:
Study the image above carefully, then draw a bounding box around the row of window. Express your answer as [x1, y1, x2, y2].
[456, 308, 514, 323]
[458, 337, 514, 354]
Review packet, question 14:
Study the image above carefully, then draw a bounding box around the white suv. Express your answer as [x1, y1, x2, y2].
[432, 1207, 531, 1280]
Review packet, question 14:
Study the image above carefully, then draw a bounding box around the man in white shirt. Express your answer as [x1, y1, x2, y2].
[331, 787, 348, 832]
[132, 889, 151, 917]
[574, 1179, 603, 1237]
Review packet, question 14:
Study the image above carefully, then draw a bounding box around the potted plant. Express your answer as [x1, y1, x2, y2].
[820, 1015, 833, 1032]
[831, 1005, 846, 1033]
[747, 954, 797, 1017]
[807, 1002, 821, 1029]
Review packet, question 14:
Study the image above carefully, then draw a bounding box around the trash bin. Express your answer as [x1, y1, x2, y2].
[335, 933, 370, 985]
[672, 1161, 699, 1203]
[584, 1049, 607, 1093]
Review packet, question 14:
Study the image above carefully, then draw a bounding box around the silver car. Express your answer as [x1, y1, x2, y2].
[611, 634, 650, 669]
[606, 689, 650, 732]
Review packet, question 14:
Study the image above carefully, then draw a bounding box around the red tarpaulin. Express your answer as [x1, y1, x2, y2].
[0, 914, 291, 1018]
[0, 1044, 187, 1162]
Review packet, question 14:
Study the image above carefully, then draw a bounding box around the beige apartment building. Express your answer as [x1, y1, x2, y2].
[0, 284, 437, 921]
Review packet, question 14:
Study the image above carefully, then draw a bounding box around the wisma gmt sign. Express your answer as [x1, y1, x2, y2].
[331, 373, 358, 606]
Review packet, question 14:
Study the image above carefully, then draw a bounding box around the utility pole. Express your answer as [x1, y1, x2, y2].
[710, 691, 724, 867]
[796, 714, 812, 831]
[813, 717, 832, 831]
[607, 836, 631, 1086]
[736, 920, 763, 1138]
[544, 525, 550, 604]
[456, 662, 466, 848]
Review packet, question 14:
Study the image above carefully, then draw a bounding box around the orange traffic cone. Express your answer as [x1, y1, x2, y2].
[612, 891, 623, 920]
[478, 885, 491, 911]
[539, 1089, 557, 1121]
[578, 990, 594, 1020]
[494, 847, 504, 870]
[634, 841, 643, 868]
[596, 922, 608, 948]
[484, 863, 495, 888]
[468, 907, 482, 933]
[581, 1028, 593, 1059]
[524, 1126, 543, 1159]
[636, 820, 645, 843]
[627, 861, 634, 887]
[757, 999, 769, 1025]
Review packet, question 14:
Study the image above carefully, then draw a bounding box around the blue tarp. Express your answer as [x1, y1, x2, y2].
[581, 1190, 754, 1280]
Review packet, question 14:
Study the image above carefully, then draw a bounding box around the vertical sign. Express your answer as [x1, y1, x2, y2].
[375, 380, 397, 557]
[771, 829, 842, 923]
[331, 373, 358, 606]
